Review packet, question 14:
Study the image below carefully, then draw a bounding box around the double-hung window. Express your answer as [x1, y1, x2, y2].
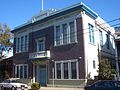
[37, 38, 45, 52]
[106, 34, 110, 49]
[56, 63, 61, 79]
[63, 62, 68, 79]
[56, 26, 61, 46]
[15, 64, 28, 78]
[55, 60, 78, 79]
[54, 20, 77, 46]
[99, 30, 103, 46]
[69, 22, 76, 43]
[21, 36, 24, 52]
[63, 24, 68, 44]
[88, 24, 94, 44]
[17, 38, 20, 52]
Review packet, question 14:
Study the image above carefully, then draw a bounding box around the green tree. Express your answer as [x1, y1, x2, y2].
[0, 23, 12, 59]
[98, 58, 116, 80]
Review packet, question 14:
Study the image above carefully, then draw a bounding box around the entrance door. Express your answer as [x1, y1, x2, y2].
[39, 66, 47, 86]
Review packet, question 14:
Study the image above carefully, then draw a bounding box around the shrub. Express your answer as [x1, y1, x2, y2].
[31, 82, 41, 90]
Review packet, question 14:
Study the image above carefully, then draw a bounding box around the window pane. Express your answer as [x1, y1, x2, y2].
[63, 24, 67, 44]
[24, 65, 27, 78]
[25, 35, 28, 51]
[89, 24, 94, 44]
[71, 62, 77, 79]
[21, 36, 24, 52]
[63, 63, 68, 79]
[99, 30, 103, 46]
[56, 26, 61, 45]
[16, 66, 19, 78]
[70, 22, 75, 43]
[56, 63, 61, 79]
[38, 39, 44, 51]
[106, 34, 110, 49]
[20, 66, 23, 78]
[17, 38, 20, 52]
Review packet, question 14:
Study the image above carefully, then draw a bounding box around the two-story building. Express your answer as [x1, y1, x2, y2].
[11, 2, 115, 87]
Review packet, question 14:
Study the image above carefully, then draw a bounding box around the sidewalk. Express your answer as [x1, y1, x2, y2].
[40, 87, 85, 90]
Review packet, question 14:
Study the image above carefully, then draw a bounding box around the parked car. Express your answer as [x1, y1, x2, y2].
[0, 78, 28, 90]
[85, 80, 120, 90]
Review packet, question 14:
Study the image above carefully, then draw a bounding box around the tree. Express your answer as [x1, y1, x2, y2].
[0, 23, 12, 59]
[98, 58, 116, 80]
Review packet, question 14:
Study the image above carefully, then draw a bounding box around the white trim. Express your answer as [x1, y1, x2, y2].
[55, 59, 79, 80]
[36, 37, 45, 52]
[15, 64, 28, 78]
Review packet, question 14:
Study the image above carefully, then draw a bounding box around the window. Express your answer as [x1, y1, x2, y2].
[69, 22, 76, 43]
[54, 21, 77, 46]
[55, 60, 78, 79]
[106, 34, 110, 49]
[21, 36, 24, 52]
[17, 38, 20, 52]
[99, 30, 103, 46]
[88, 24, 94, 44]
[63, 62, 68, 79]
[37, 38, 45, 52]
[93, 60, 96, 69]
[71, 62, 77, 79]
[25, 35, 28, 51]
[56, 26, 61, 45]
[15, 64, 28, 78]
[63, 24, 68, 44]
[56, 63, 61, 79]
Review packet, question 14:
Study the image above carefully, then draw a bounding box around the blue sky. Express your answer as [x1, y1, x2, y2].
[0, 0, 120, 30]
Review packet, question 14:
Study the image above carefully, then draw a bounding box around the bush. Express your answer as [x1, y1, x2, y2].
[31, 82, 41, 90]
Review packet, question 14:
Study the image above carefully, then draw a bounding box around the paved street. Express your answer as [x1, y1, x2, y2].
[40, 87, 85, 90]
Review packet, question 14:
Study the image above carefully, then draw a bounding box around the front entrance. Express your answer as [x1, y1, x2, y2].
[38, 66, 47, 86]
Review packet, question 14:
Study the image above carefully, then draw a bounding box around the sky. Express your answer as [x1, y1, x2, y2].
[0, 0, 120, 30]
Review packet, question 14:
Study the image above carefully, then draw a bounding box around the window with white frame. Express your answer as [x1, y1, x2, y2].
[99, 30, 103, 46]
[25, 35, 28, 51]
[55, 60, 78, 79]
[71, 62, 77, 79]
[106, 34, 110, 49]
[54, 20, 77, 46]
[88, 23, 94, 44]
[63, 24, 68, 44]
[56, 63, 61, 79]
[15, 64, 28, 78]
[21, 36, 24, 52]
[16, 35, 29, 53]
[63, 62, 69, 79]
[37, 37, 45, 52]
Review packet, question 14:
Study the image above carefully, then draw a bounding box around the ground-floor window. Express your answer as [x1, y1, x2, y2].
[15, 64, 28, 78]
[55, 59, 78, 79]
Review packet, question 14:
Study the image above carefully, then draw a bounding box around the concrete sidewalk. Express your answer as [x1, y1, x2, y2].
[40, 87, 85, 90]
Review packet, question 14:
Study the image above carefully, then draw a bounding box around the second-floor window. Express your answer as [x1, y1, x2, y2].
[54, 20, 77, 46]
[16, 35, 28, 53]
[88, 24, 94, 44]
[99, 30, 103, 46]
[106, 34, 110, 49]
[37, 38, 45, 52]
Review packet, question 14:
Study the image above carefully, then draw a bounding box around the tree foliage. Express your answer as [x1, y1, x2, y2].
[98, 58, 116, 80]
[0, 23, 12, 59]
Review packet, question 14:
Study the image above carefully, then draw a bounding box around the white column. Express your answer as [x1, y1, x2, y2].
[33, 64, 35, 83]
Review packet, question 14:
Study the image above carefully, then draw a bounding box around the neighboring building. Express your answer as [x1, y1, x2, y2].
[115, 27, 120, 80]
[11, 2, 115, 87]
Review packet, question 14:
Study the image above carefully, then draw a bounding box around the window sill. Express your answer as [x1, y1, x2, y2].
[54, 41, 78, 47]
